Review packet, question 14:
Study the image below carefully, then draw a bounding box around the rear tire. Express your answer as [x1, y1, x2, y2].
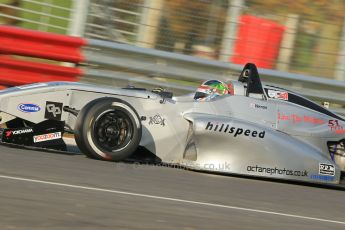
[74, 97, 142, 161]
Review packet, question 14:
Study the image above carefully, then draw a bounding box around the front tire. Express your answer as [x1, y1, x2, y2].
[74, 97, 142, 161]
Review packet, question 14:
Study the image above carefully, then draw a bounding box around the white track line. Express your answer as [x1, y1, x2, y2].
[0, 174, 344, 225]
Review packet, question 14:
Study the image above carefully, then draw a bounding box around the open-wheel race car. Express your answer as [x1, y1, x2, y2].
[0, 63, 344, 186]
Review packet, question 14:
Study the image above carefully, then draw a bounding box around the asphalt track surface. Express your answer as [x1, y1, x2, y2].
[0, 143, 344, 230]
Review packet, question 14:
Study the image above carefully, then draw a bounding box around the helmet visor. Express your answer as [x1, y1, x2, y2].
[194, 92, 208, 100]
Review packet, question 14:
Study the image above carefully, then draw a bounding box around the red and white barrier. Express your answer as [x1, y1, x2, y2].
[0, 26, 87, 87]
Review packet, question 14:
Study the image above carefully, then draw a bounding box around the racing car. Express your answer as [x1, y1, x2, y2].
[0, 63, 344, 185]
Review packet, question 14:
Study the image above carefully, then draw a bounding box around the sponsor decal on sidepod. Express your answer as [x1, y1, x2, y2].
[250, 103, 267, 110]
[205, 122, 265, 138]
[319, 163, 335, 176]
[310, 175, 334, 182]
[278, 112, 325, 124]
[5, 128, 33, 137]
[247, 165, 308, 177]
[149, 114, 165, 126]
[33, 132, 61, 143]
[309, 163, 336, 181]
[18, 103, 41, 113]
[45, 101, 63, 120]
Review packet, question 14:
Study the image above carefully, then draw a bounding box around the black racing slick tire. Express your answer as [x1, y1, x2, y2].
[74, 97, 142, 161]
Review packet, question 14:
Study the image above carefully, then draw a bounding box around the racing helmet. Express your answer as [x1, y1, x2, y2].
[194, 80, 230, 101]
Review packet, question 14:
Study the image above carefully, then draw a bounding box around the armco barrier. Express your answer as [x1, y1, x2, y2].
[0, 56, 83, 85]
[0, 26, 344, 116]
[83, 39, 345, 116]
[0, 26, 86, 86]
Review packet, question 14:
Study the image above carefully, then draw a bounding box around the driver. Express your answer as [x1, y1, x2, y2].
[194, 80, 231, 101]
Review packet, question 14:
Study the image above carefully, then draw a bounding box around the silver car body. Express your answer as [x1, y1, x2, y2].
[0, 78, 344, 185]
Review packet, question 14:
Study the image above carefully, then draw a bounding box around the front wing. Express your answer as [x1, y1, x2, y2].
[1, 120, 66, 151]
